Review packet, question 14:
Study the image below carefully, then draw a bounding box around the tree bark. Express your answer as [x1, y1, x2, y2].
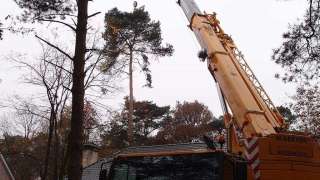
[128, 50, 134, 145]
[67, 0, 88, 179]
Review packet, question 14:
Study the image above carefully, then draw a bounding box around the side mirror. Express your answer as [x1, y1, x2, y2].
[99, 169, 108, 180]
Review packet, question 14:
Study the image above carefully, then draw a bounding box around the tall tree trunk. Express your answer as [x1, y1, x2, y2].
[67, 0, 88, 179]
[128, 50, 134, 145]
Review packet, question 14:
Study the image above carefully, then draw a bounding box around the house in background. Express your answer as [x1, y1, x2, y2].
[82, 143, 109, 180]
[82, 144, 100, 168]
[0, 153, 15, 180]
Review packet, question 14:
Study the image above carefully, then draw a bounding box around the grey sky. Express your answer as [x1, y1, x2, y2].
[0, 0, 307, 116]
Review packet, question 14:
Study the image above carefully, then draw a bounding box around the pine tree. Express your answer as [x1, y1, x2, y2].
[103, 5, 173, 145]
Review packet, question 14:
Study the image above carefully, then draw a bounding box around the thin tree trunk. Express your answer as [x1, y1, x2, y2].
[58, 96, 69, 180]
[128, 50, 134, 145]
[58, 145, 66, 180]
[53, 119, 59, 180]
[42, 109, 55, 180]
[67, 0, 88, 179]
[59, 132, 70, 180]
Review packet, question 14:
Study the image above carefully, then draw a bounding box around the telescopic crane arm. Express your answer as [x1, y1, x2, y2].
[178, 2, 320, 180]
[178, 0, 284, 139]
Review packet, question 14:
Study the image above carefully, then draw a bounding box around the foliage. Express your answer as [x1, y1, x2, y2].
[277, 105, 297, 127]
[103, 6, 174, 87]
[157, 101, 219, 144]
[173, 101, 213, 126]
[272, 0, 320, 138]
[210, 116, 225, 132]
[13, 0, 75, 22]
[272, 0, 320, 83]
[291, 85, 320, 137]
[101, 98, 171, 148]
[100, 113, 128, 150]
[126, 98, 171, 139]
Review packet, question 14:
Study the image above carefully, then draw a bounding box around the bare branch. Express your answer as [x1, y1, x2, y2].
[84, 53, 104, 89]
[14, 104, 50, 121]
[71, 18, 77, 27]
[88, 12, 101, 19]
[35, 35, 74, 61]
[44, 59, 72, 75]
[37, 18, 76, 32]
[44, 13, 77, 18]
[86, 48, 100, 52]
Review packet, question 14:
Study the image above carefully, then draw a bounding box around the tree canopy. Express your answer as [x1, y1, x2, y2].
[272, 0, 320, 83]
[100, 99, 223, 151]
[272, 0, 320, 138]
[13, 0, 75, 22]
[103, 6, 174, 87]
[157, 101, 221, 144]
[277, 106, 297, 127]
[101, 98, 171, 148]
[173, 101, 213, 126]
[292, 85, 320, 137]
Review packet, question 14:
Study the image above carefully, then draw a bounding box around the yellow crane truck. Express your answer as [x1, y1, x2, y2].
[98, 1, 320, 179]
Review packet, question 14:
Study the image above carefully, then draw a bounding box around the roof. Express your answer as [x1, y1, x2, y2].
[118, 142, 217, 157]
[81, 142, 220, 180]
[83, 143, 100, 151]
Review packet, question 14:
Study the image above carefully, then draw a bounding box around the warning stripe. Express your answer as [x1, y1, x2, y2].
[245, 147, 259, 161]
[244, 137, 261, 180]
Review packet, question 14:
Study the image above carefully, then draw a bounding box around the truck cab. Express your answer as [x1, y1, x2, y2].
[99, 143, 246, 180]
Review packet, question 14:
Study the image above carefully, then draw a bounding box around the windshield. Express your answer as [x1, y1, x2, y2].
[109, 153, 221, 180]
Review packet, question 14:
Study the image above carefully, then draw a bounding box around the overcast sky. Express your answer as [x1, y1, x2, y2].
[0, 0, 308, 117]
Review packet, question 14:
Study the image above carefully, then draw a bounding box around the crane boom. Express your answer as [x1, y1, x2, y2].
[178, 0, 283, 138]
[178, 1, 320, 180]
